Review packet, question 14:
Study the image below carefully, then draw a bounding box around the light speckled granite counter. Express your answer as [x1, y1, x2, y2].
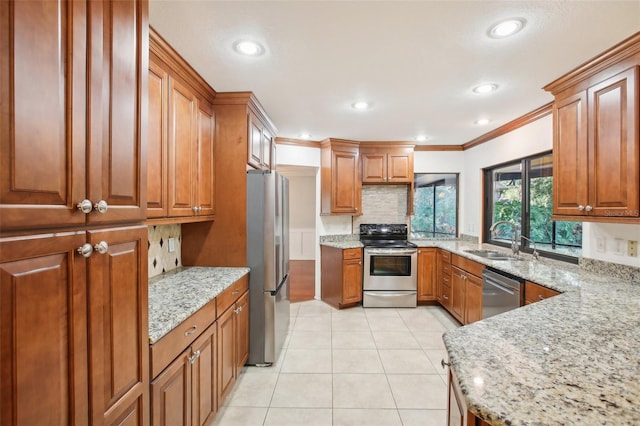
[148, 267, 250, 344]
[431, 241, 640, 425]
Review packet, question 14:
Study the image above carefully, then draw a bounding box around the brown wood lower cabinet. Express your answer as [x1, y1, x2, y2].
[321, 246, 363, 309]
[524, 281, 560, 305]
[437, 249, 452, 306]
[417, 248, 437, 301]
[150, 276, 249, 426]
[441, 254, 485, 325]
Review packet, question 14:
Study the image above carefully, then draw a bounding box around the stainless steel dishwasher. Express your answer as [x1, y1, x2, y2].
[482, 268, 524, 319]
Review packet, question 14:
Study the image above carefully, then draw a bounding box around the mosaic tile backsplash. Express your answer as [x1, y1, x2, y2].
[148, 224, 182, 278]
[352, 185, 409, 231]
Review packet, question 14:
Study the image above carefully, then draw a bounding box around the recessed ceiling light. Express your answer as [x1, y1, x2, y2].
[415, 135, 429, 142]
[472, 83, 499, 94]
[488, 18, 526, 39]
[475, 118, 491, 125]
[352, 101, 370, 110]
[233, 40, 264, 56]
[300, 133, 311, 140]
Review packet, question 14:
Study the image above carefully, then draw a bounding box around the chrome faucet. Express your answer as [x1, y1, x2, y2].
[489, 221, 519, 255]
[520, 235, 540, 260]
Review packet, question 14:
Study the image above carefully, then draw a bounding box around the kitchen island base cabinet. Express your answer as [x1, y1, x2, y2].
[448, 370, 491, 426]
[321, 246, 363, 309]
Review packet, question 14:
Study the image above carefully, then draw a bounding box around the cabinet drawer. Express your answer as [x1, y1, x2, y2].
[343, 248, 362, 260]
[525, 281, 560, 304]
[451, 254, 484, 277]
[438, 249, 451, 263]
[150, 298, 216, 379]
[441, 269, 451, 287]
[441, 282, 452, 308]
[216, 275, 249, 316]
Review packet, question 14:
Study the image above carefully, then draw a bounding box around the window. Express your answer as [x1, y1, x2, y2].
[411, 173, 458, 237]
[484, 152, 582, 261]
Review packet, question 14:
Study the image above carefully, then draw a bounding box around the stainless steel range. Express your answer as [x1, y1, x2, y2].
[360, 224, 418, 308]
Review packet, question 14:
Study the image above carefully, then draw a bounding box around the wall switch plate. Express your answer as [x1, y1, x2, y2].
[168, 237, 175, 253]
[596, 237, 606, 253]
[628, 240, 638, 257]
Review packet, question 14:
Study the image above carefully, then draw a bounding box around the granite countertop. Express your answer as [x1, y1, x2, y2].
[148, 267, 250, 344]
[436, 241, 640, 425]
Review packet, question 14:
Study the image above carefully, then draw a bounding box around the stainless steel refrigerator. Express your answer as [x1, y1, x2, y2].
[246, 170, 290, 365]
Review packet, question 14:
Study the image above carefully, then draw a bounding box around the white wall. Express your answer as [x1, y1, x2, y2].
[582, 223, 640, 267]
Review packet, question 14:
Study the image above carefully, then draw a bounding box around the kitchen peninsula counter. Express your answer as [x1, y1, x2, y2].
[148, 267, 250, 344]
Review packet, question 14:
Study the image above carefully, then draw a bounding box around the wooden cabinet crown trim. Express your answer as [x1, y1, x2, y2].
[150, 27, 216, 102]
[213, 91, 278, 134]
[544, 31, 640, 94]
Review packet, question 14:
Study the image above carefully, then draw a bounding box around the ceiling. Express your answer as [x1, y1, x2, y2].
[149, 1, 640, 146]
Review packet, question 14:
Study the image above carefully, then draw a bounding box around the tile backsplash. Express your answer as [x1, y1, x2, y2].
[148, 224, 182, 278]
[353, 185, 409, 230]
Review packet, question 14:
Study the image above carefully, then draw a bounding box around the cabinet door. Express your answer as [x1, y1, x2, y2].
[331, 148, 361, 214]
[450, 267, 465, 323]
[0, 232, 89, 426]
[87, 0, 147, 224]
[464, 273, 483, 325]
[262, 127, 273, 170]
[361, 152, 387, 182]
[447, 371, 464, 426]
[168, 77, 197, 217]
[151, 349, 191, 426]
[387, 150, 413, 183]
[0, 0, 87, 230]
[196, 99, 216, 216]
[587, 67, 639, 217]
[87, 225, 149, 425]
[553, 91, 589, 216]
[235, 291, 250, 368]
[147, 56, 169, 218]
[248, 112, 263, 169]
[217, 306, 237, 404]
[417, 248, 437, 301]
[191, 324, 217, 426]
[343, 258, 363, 304]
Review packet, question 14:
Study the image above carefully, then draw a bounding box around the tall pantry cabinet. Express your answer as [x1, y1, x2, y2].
[0, 1, 150, 425]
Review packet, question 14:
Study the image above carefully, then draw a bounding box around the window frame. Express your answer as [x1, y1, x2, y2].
[482, 151, 580, 264]
[412, 173, 459, 238]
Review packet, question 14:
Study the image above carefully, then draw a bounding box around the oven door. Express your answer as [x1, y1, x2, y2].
[363, 248, 417, 291]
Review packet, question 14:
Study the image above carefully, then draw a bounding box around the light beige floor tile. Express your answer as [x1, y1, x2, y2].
[270, 373, 332, 408]
[332, 331, 376, 349]
[387, 374, 448, 409]
[333, 374, 395, 408]
[372, 331, 421, 349]
[224, 369, 279, 407]
[367, 315, 410, 331]
[332, 306, 366, 316]
[281, 349, 332, 373]
[293, 315, 331, 332]
[398, 409, 447, 426]
[333, 349, 384, 373]
[423, 349, 449, 374]
[297, 300, 334, 317]
[211, 406, 268, 426]
[290, 302, 302, 318]
[288, 330, 332, 349]
[364, 308, 400, 318]
[412, 330, 447, 350]
[244, 348, 287, 373]
[331, 315, 370, 331]
[333, 408, 402, 426]
[398, 310, 448, 332]
[264, 408, 333, 426]
[378, 350, 439, 374]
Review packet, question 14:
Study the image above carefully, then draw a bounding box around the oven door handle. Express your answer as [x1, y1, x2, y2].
[366, 248, 417, 255]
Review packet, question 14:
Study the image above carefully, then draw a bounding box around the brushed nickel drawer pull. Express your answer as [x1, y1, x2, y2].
[538, 295, 545, 301]
[184, 325, 197, 337]
[441, 359, 451, 369]
[232, 290, 239, 295]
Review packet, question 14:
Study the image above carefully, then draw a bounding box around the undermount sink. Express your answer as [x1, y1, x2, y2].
[463, 249, 524, 261]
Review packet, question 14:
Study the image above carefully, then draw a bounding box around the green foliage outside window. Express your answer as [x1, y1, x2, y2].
[412, 174, 457, 237]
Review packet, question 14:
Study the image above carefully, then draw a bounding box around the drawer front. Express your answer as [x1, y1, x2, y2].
[441, 282, 452, 309]
[525, 281, 560, 304]
[441, 268, 451, 287]
[216, 275, 249, 316]
[438, 249, 451, 263]
[343, 248, 362, 260]
[150, 298, 216, 379]
[451, 254, 484, 277]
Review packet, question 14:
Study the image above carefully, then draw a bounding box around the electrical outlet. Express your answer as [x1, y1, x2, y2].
[613, 238, 625, 256]
[628, 240, 638, 257]
[168, 237, 175, 253]
[596, 237, 606, 253]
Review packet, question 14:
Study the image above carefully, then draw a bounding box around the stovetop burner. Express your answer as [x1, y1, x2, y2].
[359, 224, 416, 248]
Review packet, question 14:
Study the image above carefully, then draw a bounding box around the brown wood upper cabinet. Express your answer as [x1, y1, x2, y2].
[360, 145, 414, 184]
[147, 29, 216, 221]
[320, 139, 362, 215]
[1, 0, 147, 232]
[248, 111, 274, 170]
[544, 34, 640, 222]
